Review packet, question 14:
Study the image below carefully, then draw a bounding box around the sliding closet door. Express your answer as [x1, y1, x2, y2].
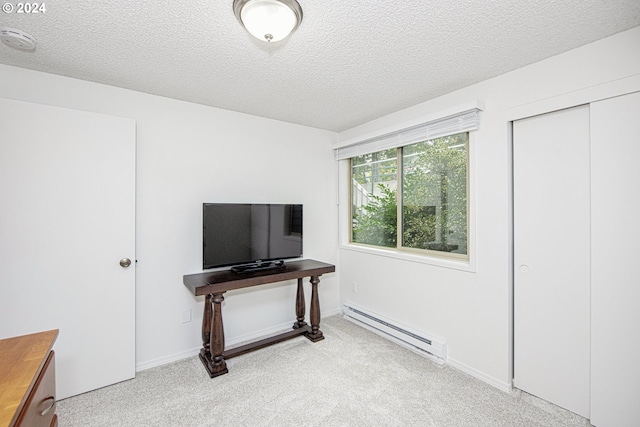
[590, 91, 640, 426]
[513, 105, 590, 418]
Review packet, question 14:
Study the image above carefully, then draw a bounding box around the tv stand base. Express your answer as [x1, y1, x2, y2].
[231, 261, 285, 274]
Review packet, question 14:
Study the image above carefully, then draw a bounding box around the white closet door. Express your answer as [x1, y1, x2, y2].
[590, 91, 640, 426]
[513, 105, 591, 418]
[0, 98, 136, 399]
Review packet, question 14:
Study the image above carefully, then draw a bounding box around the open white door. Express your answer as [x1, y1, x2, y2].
[513, 105, 591, 418]
[0, 98, 136, 399]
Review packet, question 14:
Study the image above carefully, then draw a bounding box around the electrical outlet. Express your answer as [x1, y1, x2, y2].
[181, 309, 192, 324]
[351, 282, 357, 293]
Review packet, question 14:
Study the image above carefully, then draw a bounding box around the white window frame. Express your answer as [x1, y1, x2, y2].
[336, 102, 481, 272]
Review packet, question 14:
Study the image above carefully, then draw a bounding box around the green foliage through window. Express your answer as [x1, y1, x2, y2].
[351, 133, 468, 257]
[352, 184, 397, 247]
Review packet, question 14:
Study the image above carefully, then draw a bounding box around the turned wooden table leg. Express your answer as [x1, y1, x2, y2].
[210, 292, 228, 376]
[199, 292, 228, 378]
[293, 278, 307, 329]
[200, 294, 212, 360]
[304, 275, 324, 342]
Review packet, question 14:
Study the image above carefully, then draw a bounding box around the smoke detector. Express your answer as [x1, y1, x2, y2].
[1, 28, 36, 50]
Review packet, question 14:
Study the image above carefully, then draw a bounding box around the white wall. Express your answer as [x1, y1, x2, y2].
[0, 65, 340, 370]
[336, 26, 640, 390]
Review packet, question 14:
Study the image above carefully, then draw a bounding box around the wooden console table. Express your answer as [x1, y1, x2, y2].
[183, 259, 335, 378]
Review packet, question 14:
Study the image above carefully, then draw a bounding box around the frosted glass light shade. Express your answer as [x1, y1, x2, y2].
[233, 0, 303, 42]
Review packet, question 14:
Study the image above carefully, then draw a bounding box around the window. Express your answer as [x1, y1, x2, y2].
[351, 132, 468, 258]
[351, 148, 398, 247]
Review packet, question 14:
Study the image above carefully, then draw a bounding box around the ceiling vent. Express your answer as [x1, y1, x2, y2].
[0, 28, 37, 50]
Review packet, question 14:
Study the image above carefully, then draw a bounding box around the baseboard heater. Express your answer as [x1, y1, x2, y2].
[342, 304, 447, 363]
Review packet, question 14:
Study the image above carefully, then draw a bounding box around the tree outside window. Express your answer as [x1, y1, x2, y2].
[351, 148, 397, 247]
[351, 132, 468, 257]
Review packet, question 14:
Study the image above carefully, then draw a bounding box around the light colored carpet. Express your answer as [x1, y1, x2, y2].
[57, 315, 590, 426]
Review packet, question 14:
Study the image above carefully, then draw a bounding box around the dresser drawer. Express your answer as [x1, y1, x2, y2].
[14, 351, 56, 427]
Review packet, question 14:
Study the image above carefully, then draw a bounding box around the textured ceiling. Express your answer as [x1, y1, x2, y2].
[1, 1, 639, 132]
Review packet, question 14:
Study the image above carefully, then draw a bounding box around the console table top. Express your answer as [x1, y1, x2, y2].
[183, 259, 335, 296]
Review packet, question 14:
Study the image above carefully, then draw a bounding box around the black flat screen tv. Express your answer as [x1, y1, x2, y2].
[203, 203, 303, 270]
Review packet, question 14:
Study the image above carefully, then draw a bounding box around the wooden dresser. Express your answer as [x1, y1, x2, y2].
[0, 330, 59, 427]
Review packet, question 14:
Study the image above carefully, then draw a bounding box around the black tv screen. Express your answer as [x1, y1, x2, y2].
[203, 203, 303, 270]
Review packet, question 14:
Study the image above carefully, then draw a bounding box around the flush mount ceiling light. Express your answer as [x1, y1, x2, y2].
[233, 0, 303, 43]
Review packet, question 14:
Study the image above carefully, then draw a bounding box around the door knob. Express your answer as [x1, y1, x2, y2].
[120, 258, 132, 268]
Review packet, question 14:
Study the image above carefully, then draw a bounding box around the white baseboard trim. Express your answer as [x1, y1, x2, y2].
[136, 310, 343, 372]
[446, 357, 512, 393]
[322, 307, 342, 317]
[136, 346, 201, 372]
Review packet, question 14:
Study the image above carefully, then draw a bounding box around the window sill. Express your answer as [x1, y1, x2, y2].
[339, 242, 476, 273]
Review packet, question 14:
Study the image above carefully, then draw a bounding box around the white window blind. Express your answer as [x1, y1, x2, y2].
[335, 107, 482, 160]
